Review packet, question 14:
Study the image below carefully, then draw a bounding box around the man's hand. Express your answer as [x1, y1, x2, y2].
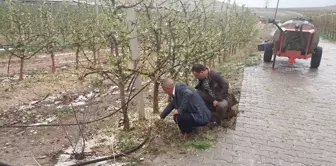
[213, 100, 218, 107]
[173, 109, 179, 116]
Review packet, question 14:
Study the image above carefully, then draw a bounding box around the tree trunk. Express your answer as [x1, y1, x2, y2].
[120, 83, 130, 131]
[208, 59, 213, 68]
[93, 49, 97, 66]
[75, 46, 80, 69]
[183, 70, 189, 86]
[231, 46, 234, 55]
[19, 58, 24, 81]
[51, 51, 56, 73]
[225, 48, 228, 61]
[153, 81, 160, 113]
[97, 50, 101, 66]
[7, 55, 12, 76]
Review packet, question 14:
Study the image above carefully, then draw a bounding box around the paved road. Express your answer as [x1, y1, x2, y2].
[150, 40, 336, 166]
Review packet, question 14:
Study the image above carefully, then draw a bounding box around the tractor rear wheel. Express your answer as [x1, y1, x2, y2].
[310, 46, 322, 68]
[264, 43, 273, 62]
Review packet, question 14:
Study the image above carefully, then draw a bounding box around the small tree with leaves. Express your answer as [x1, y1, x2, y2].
[0, 2, 46, 80]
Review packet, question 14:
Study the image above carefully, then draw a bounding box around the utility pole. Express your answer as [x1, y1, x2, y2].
[265, 0, 269, 9]
[95, 0, 99, 16]
[126, 4, 145, 120]
[95, 0, 100, 66]
[274, 0, 280, 19]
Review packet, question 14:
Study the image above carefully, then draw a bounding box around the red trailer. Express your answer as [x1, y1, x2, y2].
[260, 18, 322, 69]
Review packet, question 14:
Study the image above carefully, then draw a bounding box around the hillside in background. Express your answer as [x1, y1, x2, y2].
[250, 8, 303, 22]
[250, 4, 336, 22]
[261, 4, 336, 12]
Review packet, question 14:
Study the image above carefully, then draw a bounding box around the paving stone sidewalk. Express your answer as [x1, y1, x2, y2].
[149, 40, 336, 166]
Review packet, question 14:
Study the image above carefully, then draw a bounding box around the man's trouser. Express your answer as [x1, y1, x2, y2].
[173, 113, 203, 134]
[0, 162, 12, 166]
[197, 90, 235, 124]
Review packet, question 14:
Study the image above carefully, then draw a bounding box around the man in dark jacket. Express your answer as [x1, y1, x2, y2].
[159, 78, 211, 138]
[191, 64, 238, 126]
[0, 162, 12, 166]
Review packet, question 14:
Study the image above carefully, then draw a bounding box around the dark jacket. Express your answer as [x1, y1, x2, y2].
[195, 69, 229, 102]
[0, 162, 12, 166]
[160, 83, 211, 125]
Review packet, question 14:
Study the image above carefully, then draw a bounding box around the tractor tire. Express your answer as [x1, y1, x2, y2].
[263, 43, 273, 62]
[310, 46, 322, 69]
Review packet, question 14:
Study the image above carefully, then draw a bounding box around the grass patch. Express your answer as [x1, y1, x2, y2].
[320, 32, 336, 42]
[0, 52, 6, 58]
[216, 52, 260, 82]
[60, 107, 73, 113]
[249, 53, 259, 57]
[245, 57, 259, 67]
[123, 162, 140, 166]
[90, 77, 104, 88]
[184, 140, 211, 150]
[115, 123, 149, 152]
[246, 52, 261, 67]
[118, 135, 136, 151]
[148, 119, 219, 153]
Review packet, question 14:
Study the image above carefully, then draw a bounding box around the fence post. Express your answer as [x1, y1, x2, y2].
[127, 5, 145, 120]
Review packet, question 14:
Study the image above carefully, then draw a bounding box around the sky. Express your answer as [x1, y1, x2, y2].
[218, 0, 336, 8]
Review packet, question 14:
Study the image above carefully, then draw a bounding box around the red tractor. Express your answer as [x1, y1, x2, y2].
[259, 18, 322, 69]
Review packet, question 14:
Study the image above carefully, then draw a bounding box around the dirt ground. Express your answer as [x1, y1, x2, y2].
[0, 48, 143, 165]
[0, 23, 269, 166]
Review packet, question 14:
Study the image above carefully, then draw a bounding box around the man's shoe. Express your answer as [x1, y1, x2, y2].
[207, 122, 218, 129]
[180, 133, 189, 140]
[192, 127, 198, 133]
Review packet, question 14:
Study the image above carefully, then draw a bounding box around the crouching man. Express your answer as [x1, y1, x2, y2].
[159, 78, 212, 139]
[191, 64, 238, 127]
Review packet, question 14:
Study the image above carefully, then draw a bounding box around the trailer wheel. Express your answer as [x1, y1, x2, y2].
[264, 43, 273, 62]
[310, 46, 322, 68]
